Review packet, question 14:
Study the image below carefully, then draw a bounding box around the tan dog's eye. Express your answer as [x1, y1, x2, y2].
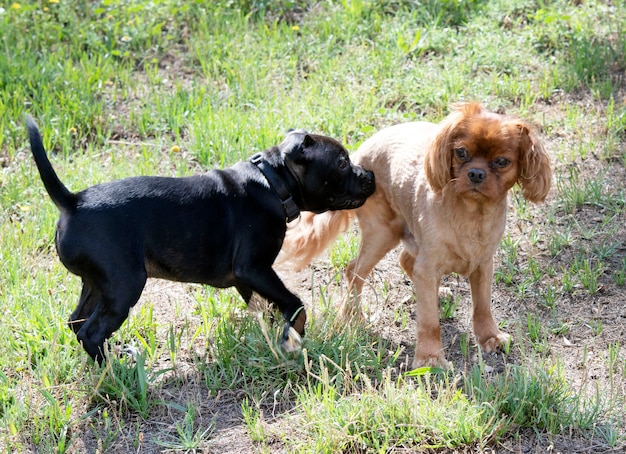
[492, 157, 510, 168]
[455, 147, 470, 161]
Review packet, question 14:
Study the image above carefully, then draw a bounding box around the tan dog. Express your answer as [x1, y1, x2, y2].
[279, 103, 552, 368]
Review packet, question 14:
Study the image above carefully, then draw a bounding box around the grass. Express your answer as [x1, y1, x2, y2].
[265, 360, 610, 452]
[1, 0, 626, 451]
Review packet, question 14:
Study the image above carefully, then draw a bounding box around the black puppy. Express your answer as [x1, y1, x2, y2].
[27, 119, 375, 362]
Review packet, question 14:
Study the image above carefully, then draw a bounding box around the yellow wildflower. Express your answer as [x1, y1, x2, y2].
[171, 145, 181, 153]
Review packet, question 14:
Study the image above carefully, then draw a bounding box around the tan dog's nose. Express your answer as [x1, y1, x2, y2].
[467, 168, 486, 184]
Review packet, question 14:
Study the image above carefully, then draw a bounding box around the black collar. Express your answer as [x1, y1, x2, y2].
[250, 153, 300, 222]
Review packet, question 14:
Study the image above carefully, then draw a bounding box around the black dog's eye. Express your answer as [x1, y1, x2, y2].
[492, 157, 511, 168]
[455, 147, 470, 161]
[338, 156, 349, 170]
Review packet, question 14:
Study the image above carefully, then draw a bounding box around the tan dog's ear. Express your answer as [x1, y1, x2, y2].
[517, 124, 552, 203]
[424, 111, 462, 192]
[424, 103, 484, 192]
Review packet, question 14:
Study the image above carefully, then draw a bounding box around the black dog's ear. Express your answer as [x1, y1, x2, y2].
[291, 134, 317, 163]
[302, 134, 315, 148]
[281, 130, 316, 163]
[286, 128, 309, 135]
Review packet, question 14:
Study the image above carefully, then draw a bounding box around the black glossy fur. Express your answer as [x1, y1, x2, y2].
[27, 119, 375, 362]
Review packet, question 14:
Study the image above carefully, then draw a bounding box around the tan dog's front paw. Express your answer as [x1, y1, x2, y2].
[338, 302, 366, 323]
[412, 353, 450, 370]
[480, 331, 511, 353]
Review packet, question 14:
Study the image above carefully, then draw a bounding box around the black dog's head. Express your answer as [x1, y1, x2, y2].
[280, 130, 375, 213]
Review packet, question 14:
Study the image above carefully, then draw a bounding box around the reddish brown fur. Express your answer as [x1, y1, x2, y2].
[279, 103, 552, 368]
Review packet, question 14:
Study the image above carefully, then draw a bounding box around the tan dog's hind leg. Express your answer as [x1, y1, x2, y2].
[342, 231, 398, 320]
[407, 254, 449, 369]
[341, 204, 403, 320]
[469, 261, 511, 353]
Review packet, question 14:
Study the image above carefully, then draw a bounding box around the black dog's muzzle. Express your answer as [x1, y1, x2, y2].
[360, 168, 375, 194]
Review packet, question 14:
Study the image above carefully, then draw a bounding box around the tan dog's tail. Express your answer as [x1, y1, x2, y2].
[276, 211, 353, 270]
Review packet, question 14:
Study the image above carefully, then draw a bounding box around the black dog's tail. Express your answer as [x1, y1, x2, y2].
[26, 117, 77, 211]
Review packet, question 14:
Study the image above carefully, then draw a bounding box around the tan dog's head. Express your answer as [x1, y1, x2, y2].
[424, 103, 551, 203]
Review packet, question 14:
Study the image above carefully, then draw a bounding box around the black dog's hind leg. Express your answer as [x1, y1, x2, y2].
[75, 269, 147, 362]
[69, 281, 101, 335]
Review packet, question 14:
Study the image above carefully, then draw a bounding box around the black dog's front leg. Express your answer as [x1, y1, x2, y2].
[235, 268, 306, 352]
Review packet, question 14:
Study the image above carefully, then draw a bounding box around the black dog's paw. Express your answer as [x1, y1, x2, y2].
[107, 342, 141, 362]
[280, 323, 303, 352]
[122, 344, 141, 360]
